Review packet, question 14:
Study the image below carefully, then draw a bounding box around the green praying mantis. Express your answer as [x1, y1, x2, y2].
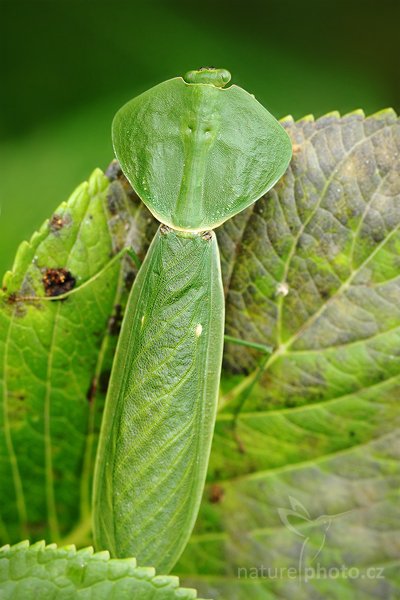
[92, 67, 292, 573]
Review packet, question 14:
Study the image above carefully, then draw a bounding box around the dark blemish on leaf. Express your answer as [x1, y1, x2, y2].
[87, 378, 97, 403]
[107, 179, 129, 217]
[107, 190, 119, 215]
[349, 430, 355, 437]
[49, 214, 66, 231]
[124, 269, 135, 291]
[320, 288, 330, 300]
[209, 484, 224, 504]
[105, 160, 137, 200]
[201, 231, 213, 242]
[160, 224, 172, 235]
[7, 390, 26, 401]
[6, 292, 17, 305]
[27, 521, 48, 535]
[234, 431, 246, 454]
[4, 292, 28, 316]
[108, 304, 123, 336]
[53, 468, 63, 481]
[105, 160, 123, 181]
[284, 398, 298, 408]
[42, 268, 76, 298]
[99, 370, 111, 393]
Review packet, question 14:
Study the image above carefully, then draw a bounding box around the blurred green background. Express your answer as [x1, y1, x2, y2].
[1, 0, 399, 276]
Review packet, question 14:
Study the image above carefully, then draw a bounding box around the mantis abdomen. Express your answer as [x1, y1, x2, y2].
[93, 225, 224, 572]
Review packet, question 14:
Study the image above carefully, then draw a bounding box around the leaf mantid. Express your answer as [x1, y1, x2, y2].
[92, 67, 292, 572]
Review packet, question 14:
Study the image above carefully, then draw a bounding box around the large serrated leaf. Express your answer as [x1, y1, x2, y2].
[175, 109, 400, 599]
[0, 540, 207, 599]
[1, 109, 399, 599]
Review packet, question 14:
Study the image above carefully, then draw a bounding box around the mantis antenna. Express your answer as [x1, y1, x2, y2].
[93, 67, 292, 573]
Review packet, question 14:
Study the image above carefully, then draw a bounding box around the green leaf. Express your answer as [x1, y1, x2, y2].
[175, 109, 400, 598]
[1, 109, 399, 599]
[0, 540, 207, 599]
[0, 167, 155, 544]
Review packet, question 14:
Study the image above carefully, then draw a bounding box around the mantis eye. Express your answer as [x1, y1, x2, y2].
[183, 67, 231, 88]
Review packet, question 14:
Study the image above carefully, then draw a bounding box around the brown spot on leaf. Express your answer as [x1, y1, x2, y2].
[87, 378, 97, 403]
[124, 269, 135, 291]
[7, 390, 26, 401]
[42, 268, 76, 297]
[234, 431, 246, 454]
[105, 160, 137, 200]
[99, 370, 111, 393]
[160, 224, 172, 235]
[209, 484, 224, 504]
[6, 292, 17, 305]
[201, 231, 213, 242]
[105, 160, 124, 182]
[49, 214, 67, 231]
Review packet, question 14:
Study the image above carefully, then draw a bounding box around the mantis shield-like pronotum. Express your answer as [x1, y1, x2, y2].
[93, 68, 292, 572]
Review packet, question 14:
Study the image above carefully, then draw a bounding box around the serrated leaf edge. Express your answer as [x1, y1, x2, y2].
[0, 540, 209, 599]
[280, 107, 398, 126]
[1, 168, 108, 290]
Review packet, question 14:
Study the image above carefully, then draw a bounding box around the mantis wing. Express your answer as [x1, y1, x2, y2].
[93, 226, 224, 573]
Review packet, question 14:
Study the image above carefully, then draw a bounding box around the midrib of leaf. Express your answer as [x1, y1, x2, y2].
[218, 369, 399, 422]
[210, 430, 397, 487]
[185, 490, 399, 546]
[282, 322, 400, 355]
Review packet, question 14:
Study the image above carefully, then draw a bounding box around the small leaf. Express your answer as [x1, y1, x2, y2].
[0, 166, 155, 544]
[0, 540, 207, 599]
